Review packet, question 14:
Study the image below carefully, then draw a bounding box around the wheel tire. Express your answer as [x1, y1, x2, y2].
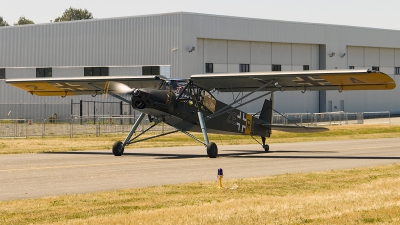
[206, 142, 218, 158]
[112, 141, 124, 156]
[263, 144, 270, 152]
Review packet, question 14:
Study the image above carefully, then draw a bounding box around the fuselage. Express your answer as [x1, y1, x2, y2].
[129, 80, 271, 137]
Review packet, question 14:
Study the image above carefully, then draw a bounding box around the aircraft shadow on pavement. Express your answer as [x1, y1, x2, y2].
[44, 150, 266, 159]
[44, 149, 400, 160]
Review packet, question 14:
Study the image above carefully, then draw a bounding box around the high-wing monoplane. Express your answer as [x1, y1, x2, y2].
[6, 69, 396, 157]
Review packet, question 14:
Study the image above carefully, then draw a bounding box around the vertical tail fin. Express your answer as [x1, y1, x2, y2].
[259, 99, 273, 124]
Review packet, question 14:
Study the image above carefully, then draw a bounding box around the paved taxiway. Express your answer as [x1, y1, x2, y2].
[1, 138, 400, 201]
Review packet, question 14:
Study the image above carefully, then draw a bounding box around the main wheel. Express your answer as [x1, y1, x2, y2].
[263, 144, 270, 152]
[206, 142, 218, 158]
[112, 141, 124, 156]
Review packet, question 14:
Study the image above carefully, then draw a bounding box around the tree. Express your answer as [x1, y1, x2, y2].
[14, 16, 34, 26]
[0, 16, 9, 26]
[54, 7, 93, 22]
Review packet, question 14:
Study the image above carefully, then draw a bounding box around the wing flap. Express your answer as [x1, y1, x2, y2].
[190, 69, 396, 92]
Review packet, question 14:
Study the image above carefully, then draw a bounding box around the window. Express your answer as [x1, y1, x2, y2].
[395, 67, 400, 75]
[84, 67, 109, 76]
[142, 66, 160, 75]
[349, 66, 355, 69]
[372, 66, 379, 71]
[0, 68, 5, 79]
[303, 65, 309, 71]
[239, 64, 250, 72]
[272, 64, 281, 71]
[205, 63, 213, 73]
[36, 68, 52, 77]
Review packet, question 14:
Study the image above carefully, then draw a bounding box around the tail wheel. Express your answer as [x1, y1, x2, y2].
[112, 141, 124, 156]
[206, 142, 218, 158]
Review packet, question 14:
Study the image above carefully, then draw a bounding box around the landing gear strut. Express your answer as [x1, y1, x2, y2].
[198, 111, 218, 158]
[111, 113, 146, 156]
[261, 136, 269, 152]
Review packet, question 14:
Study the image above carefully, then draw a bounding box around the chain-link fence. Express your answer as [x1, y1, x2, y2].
[0, 101, 134, 122]
[0, 111, 394, 138]
[0, 119, 27, 138]
[272, 111, 391, 126]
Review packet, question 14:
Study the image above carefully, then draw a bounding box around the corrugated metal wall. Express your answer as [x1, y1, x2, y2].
[0, 13, 182, 69]
[0, 13, 182, 119]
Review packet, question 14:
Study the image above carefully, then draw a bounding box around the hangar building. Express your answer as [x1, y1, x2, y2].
[1, 12, 400, 119]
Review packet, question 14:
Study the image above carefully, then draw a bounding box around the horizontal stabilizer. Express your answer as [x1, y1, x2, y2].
[261, 124, 329, 133]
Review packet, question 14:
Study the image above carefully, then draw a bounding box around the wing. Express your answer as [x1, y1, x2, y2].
[190, 69, 396, 92]
[6, 76, 165, 96]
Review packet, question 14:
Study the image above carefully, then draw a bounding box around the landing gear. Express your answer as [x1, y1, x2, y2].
[261, 136, 270, 152]
[111, 113, 146, 156]
[112, 141, 124, 156]
[207, 142, 218, 158]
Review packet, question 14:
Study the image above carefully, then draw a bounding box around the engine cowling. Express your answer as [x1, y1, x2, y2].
[131, 88, 176, 113]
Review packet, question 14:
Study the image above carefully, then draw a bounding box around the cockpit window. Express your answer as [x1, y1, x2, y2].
[162, 80, 187, 95]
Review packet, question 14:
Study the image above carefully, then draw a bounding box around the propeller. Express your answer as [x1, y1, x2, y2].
[103, 81, 138, 99]
[107, 81, 135, 94]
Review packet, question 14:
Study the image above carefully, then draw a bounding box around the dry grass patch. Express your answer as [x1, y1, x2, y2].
[1, 164, 400, 224]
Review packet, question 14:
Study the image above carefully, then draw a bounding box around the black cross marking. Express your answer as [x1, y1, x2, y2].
[53, 82, 88, 91]
[292, 76, 331, 86]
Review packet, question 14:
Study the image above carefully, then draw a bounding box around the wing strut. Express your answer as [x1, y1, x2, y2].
[207, 80, 275, 120]
[208, 90, 274, 121]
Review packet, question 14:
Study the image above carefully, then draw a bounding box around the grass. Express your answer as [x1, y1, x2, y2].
[1, 124, 400, 154]
[1, 124, 400, 224]
[1, 164, 400, 224]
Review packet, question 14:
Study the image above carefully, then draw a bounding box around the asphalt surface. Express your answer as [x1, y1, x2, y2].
[1, 138, 400, 201]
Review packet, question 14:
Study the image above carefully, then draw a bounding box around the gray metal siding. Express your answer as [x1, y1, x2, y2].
[0, 14, 182, 72]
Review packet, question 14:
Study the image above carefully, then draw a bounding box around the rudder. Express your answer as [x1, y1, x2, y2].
[259, 99, 273, 124]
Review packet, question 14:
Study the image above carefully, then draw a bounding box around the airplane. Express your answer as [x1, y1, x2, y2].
[6, 69, 396, 158]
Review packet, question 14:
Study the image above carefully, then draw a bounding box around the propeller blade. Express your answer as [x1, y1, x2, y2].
[107, 81, 135, 94]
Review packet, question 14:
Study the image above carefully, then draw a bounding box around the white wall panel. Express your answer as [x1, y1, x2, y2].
[272, 43, 291, 65]
[228, 64, 239, 73]
[364, 47, 380, 67]
[348, 46, 364, 67]
[213, 64, 228, 73]
[53, 68, 83, 78]
[292, 44, 311, 66]
[281, 65, 292, 71]
[250, 42, 272, 65]
[395, 49, 400, 66]
[291, 65, 303, 71]
[6, 68, 36, 79]
[311, 45, 319, 70]
[204, 39, 227, 64]
[109, 67, 142, 76]
[250, 64, 270, 72]
[228, 40, 250, 64]
[197, 38, 205, 73]
[379, 67, 393, 75]
[380, 48, 394, 67]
